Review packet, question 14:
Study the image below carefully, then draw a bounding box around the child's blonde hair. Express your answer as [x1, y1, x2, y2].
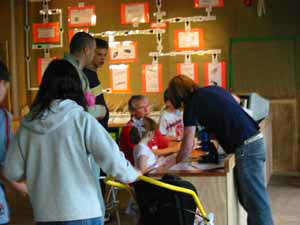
[130, 117, 157, 145]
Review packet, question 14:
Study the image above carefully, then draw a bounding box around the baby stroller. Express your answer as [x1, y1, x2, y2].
[105, 175, 215, 225]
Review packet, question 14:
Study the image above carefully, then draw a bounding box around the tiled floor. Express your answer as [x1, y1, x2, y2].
[268, 172, 300, 225]
[6, 172, 300, 225]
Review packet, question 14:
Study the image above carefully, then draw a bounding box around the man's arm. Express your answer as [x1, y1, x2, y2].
[85, 116, 139, 183]
[176, 126, 196, 163]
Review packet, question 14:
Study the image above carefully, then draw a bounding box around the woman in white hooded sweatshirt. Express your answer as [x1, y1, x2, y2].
[3, 59, 140, 225]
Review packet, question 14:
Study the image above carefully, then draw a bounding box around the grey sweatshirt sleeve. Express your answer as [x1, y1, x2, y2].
[3, 132, 25, 181]
[84, 114, 139, 184]
[87, 104, 106, 119]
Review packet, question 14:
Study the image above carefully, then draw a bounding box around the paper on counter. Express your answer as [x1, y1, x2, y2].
[169, 161, 224, 171]
[169, 162, 199, 171]
[189, 162, 224, 170]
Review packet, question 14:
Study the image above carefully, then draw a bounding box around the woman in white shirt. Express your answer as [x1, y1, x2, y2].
[159, 90, 184, 141]
[131, 117, 159, 173]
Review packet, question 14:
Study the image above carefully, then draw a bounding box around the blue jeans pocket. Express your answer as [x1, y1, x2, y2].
[234, 138, 274, 225]
[236, 139, 265, 159]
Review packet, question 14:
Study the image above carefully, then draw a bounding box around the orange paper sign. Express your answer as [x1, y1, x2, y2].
[109, 64, 130, 94]
[142, 64, 163, 93]
[68, 5, 96, 27]
[194, 0, 224, 8]
[38, 57, 56, 85]
[204, 61, 226, 88]
[121, 2, 150, 24]
[174, 29, 204, 51]
[109, 41, 137, 63]
[33, 22, 60, 43]
[177, 63, 199, 83]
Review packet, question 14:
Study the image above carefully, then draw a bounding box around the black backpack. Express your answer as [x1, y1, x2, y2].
[133, 174, 197, 225]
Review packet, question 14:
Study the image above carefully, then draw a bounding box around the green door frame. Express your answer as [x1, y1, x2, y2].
[228, 36, 300, 89]
[229, 35, 300, 171]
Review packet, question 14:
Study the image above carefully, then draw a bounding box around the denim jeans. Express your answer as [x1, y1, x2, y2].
[36, 217, 103, 225]
[234, 138, 274, 225]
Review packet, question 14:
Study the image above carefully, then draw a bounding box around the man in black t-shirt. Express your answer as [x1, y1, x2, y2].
[167, 75, 274, 225]
[83, 38, 110, 222]
[83, 38, 109, 130]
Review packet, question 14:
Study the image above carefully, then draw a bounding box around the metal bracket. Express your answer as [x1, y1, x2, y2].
[184, 54, 192, 63]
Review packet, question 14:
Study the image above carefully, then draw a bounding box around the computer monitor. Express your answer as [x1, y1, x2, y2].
[238, 93, 270, 123]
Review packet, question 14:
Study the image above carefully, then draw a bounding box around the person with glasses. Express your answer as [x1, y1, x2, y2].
[119, 95, 180, 165]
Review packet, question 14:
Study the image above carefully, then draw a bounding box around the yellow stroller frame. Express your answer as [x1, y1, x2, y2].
[105, 175, 214, 225]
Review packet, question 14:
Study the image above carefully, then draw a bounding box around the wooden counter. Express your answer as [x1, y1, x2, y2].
[149, 154, 247, 225]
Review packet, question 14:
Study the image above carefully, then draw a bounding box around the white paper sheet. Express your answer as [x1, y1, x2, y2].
[208, 62, 222, 86]
[144, 64, 160, 93]
[198, 0, 220, 7]
[38, 27, 55, 38]
[169, 161, 224, 171]
[38, 57, 55, 83]
[69, 7, 96, 26]
[110, 41, 136, 62]
[190, 161, 224, 170]
[110, 65, 129, 91]
[178, 31, 200, 49]
[125, 3, 147, 23]
[179, 63, 197, 81]
[169, 162, 199, 171]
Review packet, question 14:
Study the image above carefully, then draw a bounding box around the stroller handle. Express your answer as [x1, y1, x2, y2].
[105, 178, 132, 191]
[105, 175, 208, 220]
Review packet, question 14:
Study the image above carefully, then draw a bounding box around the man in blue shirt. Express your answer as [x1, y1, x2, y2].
[167, 75, 274, 225]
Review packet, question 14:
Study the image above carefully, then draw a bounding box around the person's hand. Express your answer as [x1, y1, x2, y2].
[193, 137, 201, 149]
[176, 129, 184, 141]
[156, 156, 166, 166]
[165, 154, 177, 166]
[136, 170, 143, 179]
[12, 182, 28, 197]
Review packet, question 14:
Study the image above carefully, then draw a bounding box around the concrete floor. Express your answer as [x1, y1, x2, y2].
[268, 172, 300, 225]
[6, 172, 300, 225]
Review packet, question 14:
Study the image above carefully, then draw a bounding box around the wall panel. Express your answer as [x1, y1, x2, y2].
[270, 100, 298, 171]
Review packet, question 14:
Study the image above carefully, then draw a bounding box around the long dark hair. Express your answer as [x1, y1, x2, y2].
[163, 89, 177, 108]
[30, 59, 87, 120]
